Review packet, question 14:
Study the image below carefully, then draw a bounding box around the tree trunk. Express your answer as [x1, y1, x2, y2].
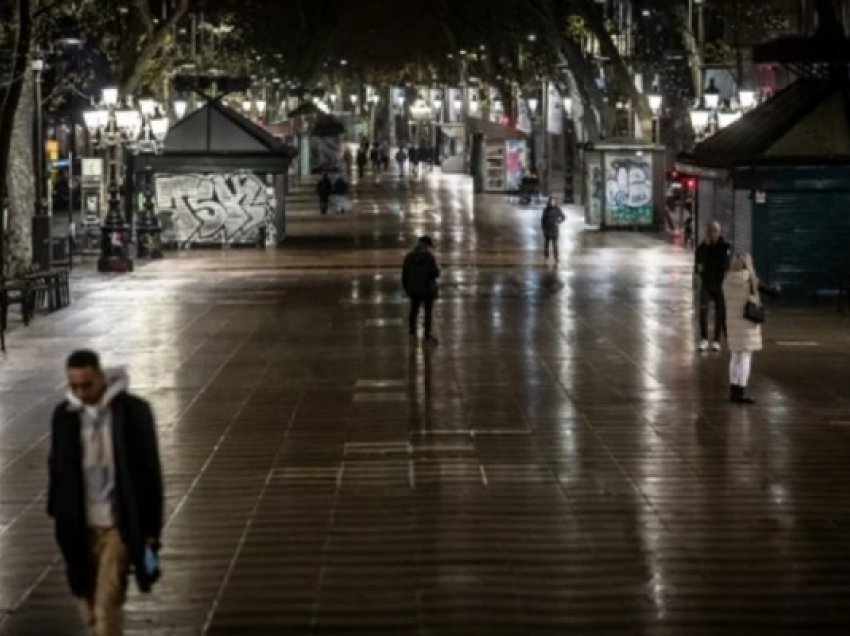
[673, 0, 702, 99]
[0, 0, 32, 279]
[6, 70, 35, 277]
[579, 0, 653, 139]
[558, 41, 608, 140]
[120, 0, 190, 96]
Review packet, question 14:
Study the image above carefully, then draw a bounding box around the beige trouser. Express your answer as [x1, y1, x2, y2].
[79, 527, 129, 636]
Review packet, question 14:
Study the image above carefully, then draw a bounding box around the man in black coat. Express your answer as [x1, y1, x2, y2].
[695, 220, 732, 351]
[316, 173, 332, 215]
[402, 236, 441, 345]
[541, 196, 567, 263]
[48, 350, 163, 635]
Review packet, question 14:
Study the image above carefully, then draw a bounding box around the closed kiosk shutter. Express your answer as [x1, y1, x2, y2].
[756, 192, 850, 295]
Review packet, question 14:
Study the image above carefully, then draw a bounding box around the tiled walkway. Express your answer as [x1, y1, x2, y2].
[1, 172, 850, 634]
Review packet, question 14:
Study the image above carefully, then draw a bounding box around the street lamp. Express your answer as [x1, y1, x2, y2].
[528, 97, 539, 115]
[738, 88, 757, 110]
[717, 109, 742, 129]
[689, 105, 712, 137]
[83, 87, 138, 272]
[563, 95, 573, 117]
[648, 86, 663, 143]
[704, 78, 720, 110]
[172, 98, 188, 119]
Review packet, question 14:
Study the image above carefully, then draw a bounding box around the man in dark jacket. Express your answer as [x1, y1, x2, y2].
[540, 196, 567, 263]
[48, 350, 163, 636]
[331, 173, 350, 214]
[695, 220, 732, 351]
[316, 173, 332, 215]
[402, 236, 441, 345]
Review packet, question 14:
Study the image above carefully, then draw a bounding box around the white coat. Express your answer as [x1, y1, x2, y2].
[723, 269, 763, 352]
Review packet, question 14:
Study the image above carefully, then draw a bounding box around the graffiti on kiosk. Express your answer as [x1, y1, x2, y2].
[155, 173, 276, 246]
[605, 155, 653, 225]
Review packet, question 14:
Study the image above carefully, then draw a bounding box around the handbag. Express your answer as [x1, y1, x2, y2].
[744, 300, 765, 324]
[743, 274, 765, 324]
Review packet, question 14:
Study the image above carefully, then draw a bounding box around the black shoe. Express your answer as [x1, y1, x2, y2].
[738, 388, 756, 405]
[730, 385, 740, 403]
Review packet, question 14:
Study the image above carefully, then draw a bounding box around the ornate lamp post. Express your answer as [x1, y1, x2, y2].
[84, 90, 169, 271]
[134, 98, 169, 259]
[84, 88, 138, 273]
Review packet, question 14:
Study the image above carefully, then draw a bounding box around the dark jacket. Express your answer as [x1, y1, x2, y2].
[331, 178, 349, 196]
[48, 375, 163, 597]
[541, 205, 566, 238]
[695, 237, 732, 289]
[316, 177, 332, 200]
[402, 245, 440, 298]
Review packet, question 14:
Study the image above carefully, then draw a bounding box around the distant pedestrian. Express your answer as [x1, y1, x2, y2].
[723, 253, 763, 404]
[409, 146, 420, 176]
[695, 220, 732, 352]
[395, 148, 407, 176]
[683, 215, 694, 249]
[380, 147, 390, 172]
[540, 196, 566, 264]
[370, 146, 380, 173]
[402, 236, 441, 346]
[343, 147, 354, 176]
[331, 173, 350, 214]
[316, 172, 332, 215]
[356, 148, 368, 179]
[48, 350, 163, 636]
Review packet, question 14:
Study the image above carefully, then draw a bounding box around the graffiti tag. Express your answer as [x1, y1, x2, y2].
[155, 173, 276, 246]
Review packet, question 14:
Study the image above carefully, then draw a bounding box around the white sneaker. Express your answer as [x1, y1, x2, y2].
[698, 339, 709, 352]
[711, 341, 722, 352]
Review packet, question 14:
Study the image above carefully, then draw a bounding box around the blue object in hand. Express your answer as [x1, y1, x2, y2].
[144, 546, 159, 576]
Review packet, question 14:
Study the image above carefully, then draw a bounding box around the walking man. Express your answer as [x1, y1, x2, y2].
[316, 172, 332, 215]
[402, 236, 440, 345]
[395, 148, 408, 176]
[48, 350, 163, 636]
[541, 196, 566, 264]
[695, 220, 732, 351]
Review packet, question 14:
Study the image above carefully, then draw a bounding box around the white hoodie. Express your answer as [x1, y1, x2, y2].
[66, 368, 129, 528]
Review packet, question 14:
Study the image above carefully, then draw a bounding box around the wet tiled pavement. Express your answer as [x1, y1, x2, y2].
[2, 172, 850, 634]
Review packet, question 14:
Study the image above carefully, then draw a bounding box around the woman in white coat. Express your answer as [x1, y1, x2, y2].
[723, 253, 763, 404]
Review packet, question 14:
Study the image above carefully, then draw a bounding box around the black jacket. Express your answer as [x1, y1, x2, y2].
[316, 177, 332, 199]
[695, 238, 732, 289]
[331, 178, 349, 196]
[402, 246, 440, 298]
[541, 205, 566, 238]
[48, 391, 163, 597]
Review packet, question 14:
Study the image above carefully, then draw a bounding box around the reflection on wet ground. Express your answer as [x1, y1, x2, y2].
[1, 173, 850, 634]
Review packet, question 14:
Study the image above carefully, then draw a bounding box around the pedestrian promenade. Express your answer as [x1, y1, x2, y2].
[1, 173, 850, 634]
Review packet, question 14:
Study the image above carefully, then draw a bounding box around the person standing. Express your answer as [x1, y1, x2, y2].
[48, 350, 163, 636]
[355, 147, 367, 179]
[402, 236, 440, 345]
[331, 173, 350, 215]
[370, 145, 380, 173]
[695, 220, 732, 351]
[540, 196, 566, 264]
[723, 253, 763, 404]
[409, 146, 420, 176]
[395, 148, 408, 176]
[343, 147, 354, 176]
[316, 172, 332, 215]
